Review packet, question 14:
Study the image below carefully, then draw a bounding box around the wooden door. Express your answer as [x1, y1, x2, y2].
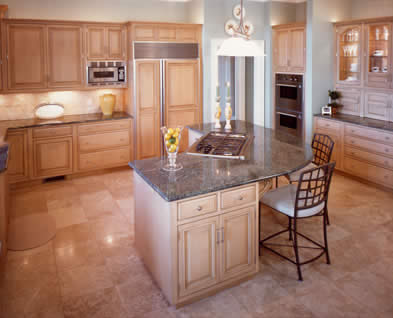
[7, 24, 47, 89]
[178, 216, 220, 298]
[220, 207, 256, 282]
[33, 137, 73, 178]
[6, 129, 29, 183]
[107, 27, 124, 60]
[135, 60, 161, 159]
[289, 27, 305, 73]
[274, 30, 289, 72]
[47, 25, 83, 88]
[165, 60, 200, 152]
[87, 26, 106, 59]
[364, 91, 391, 121]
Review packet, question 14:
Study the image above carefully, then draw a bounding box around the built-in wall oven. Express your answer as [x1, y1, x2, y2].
[87, 61, 126, 86]
[275, 74, 304, 137]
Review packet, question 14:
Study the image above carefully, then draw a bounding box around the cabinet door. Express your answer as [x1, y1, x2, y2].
[165, 60, 200, 152]
[365, 23, 392, 89]
[33, 137, 73, 178]
[336, 25, 362, 86]
[86, 26, 106, 59]
[47, 25, 83, 88]
[289, 28, 305, 73]
[7, 24, 47, 89]
[6, 129, 29, 183]
[178, 216, 220, 298]
[176, 26, 198, 42]
[274, 30, 289, 72]
[337, 86, 363, 116]
[158, 26, 177, 41]
[220, 207, 256, 282]
[364, 91, 391, 121]
[107, 27, 124, 60]
[135, 60, 161, 159]
[133, 24, 157, 41]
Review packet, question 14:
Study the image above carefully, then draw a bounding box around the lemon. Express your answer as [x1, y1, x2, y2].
[169, 144, 177, 153]
[173, 131, 179, 138]
[164, 133, 171, 140]
[175, 138, 179, 145]
[168, 128, 174, 135]
[166, 141, 172, 147]
[175, 127, 181, 133]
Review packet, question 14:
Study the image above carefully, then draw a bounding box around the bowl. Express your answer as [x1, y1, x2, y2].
[34, 104, 64, 119]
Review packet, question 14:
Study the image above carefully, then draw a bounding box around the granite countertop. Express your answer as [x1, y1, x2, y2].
[315, 113, 393, 132]
[0, 111, 133, 171]
[130, 120, 313, 202]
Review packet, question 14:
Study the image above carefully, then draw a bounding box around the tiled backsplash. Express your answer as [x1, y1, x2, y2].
[0, 89, 126, 120]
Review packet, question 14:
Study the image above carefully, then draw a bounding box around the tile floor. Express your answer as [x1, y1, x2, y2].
[1, 167, 393, 318]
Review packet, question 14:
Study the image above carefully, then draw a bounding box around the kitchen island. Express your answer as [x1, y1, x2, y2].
[129, 120, 313, 307]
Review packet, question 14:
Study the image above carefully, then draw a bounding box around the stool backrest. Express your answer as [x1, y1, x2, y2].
[312, 134, 335, 166]
[295, 162, 336, 215]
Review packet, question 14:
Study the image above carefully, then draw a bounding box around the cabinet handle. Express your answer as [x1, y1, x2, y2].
[196, 205, 203, 211]
[221, 227, 224, 243]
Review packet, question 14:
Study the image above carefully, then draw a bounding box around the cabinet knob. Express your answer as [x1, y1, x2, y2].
[238, 195, 244, 201]
[196, 205, 203, 211]
[385, 148, 390, 153]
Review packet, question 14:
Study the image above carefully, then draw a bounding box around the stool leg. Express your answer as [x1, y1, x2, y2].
[288, 217, 293, 241]
[323, 207, 331, 265]
[325, 206, 331, 226]
[293, 217, 303, 281]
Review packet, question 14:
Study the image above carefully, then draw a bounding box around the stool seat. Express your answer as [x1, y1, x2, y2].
[261, 184, 325, 218]
[289, 163, 318, 183]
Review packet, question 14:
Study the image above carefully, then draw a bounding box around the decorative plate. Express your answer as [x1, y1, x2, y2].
[225, 20, 238, 36]
[34, 104, 64, 119]
[233, 4, 246, 20]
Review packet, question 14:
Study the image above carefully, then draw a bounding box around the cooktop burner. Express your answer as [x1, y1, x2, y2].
[187, 132, 253, 160]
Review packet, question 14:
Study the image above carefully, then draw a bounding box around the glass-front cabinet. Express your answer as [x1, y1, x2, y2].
[336, 25, 362, 86]
[366, 23, 392, 88]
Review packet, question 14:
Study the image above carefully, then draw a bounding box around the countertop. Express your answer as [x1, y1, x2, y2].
[130, 120, 313, 202]
[315, 113, 393, 132]
[0, 111, 132, 171]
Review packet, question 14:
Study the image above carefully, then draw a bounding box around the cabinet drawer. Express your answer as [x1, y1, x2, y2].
[345, 135, 393, 158]
[316, 118, 341, 132]
[345, 124, 393, 146]
[344, 157, 393, 188]
[79, 131, 129, 153]
[78, 120, 130, 135]
[221, 185, 256, 210]
[33, 125, 72, 139]
[345, 146, 393, 170]
[79, 147, 129, 171]
[178, 195, 218, 221]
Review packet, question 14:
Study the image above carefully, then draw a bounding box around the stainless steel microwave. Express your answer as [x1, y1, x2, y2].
[87, 61, 126, 86]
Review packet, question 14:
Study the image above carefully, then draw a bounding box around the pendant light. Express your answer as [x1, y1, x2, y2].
[217, 0, 264, 57]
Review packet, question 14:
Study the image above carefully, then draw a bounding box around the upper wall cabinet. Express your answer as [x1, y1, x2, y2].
[47, 25, 83, 88]
[273, 24, 306, 74]
[6, 24, 47, 90]
[86, 25, 126, 60]
[335, 25, 363, 87]
[365, 22, 392, 89]
[132, 23, 200, 43]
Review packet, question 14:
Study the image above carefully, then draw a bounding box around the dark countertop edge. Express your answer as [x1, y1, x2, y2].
[2, 112, 133, 131]
[129, 157, 312, 203]
[314, 114, 393, 133]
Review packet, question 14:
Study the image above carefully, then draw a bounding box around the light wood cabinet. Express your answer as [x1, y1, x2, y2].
[6, 129, 29, 183]
[273, 24, 306, 73]
[364, 91, 392, 121]
[0, 170, 8, 263]
[47, 25, 83, 88]
[165, 59, 200, 153]
[337, 86, 363, 116]
[135, 60, 161, 159]
[6, 24, 47, 89]
[132, 23, 200, 43]
[178, 216, 220, 297]
[314, 116, 393, 189]
[86, 25, 125, 60]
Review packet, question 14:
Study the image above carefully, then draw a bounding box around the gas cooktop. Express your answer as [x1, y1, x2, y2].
[186, 132, 253, 160]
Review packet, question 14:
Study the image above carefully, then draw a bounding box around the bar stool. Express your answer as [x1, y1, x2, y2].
[260, 162, 336, 281]
[287, 133, 335, 225]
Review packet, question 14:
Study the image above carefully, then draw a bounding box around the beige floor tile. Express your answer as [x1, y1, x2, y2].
[58, 264, 114, 297]
[10, 189, 48, 219]
[49, 206, 88, 229]
[116, 198, 135, 224]
[54, 240, 105, 271]
[53, 223, 93, 249]
[89, 215, 132, 240]
[62, 287, 128, 318]
[97, 232, 136, 258]
[81, 190, 122, 220]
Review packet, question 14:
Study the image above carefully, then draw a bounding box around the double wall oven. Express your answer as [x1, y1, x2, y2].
[275, 74, 304, 137]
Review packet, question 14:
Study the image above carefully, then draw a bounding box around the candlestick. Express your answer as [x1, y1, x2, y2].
[226, 82, 231, 98]
[216, 83, 220, 99]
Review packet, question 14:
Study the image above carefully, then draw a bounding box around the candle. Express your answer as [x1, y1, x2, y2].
[226, 82, 231, 97]
[216, 83, 220, 98]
